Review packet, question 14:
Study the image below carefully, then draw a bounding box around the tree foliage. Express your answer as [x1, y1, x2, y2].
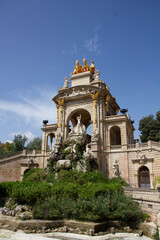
[139, 111, 160, 142]
[0, 135, 42, 157]
[13, 135, 28, 151]
[0, 142, 15, 157]
[27, 137, 42, 150]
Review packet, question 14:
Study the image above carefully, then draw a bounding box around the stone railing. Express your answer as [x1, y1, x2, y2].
[0, 150, 42, 163]
[124, 186, 160, 203]
[0, 151, 23, 160]
[110, 145, 121, 151]
[127, 140, 160, 151]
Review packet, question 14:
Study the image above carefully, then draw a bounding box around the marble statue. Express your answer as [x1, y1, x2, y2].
[68, 115, 86, 138]
[93, 69, 100, 81]
[83, 144, 94, 160]
[112, 160, 120, 177]
[63, 76, 70, 89]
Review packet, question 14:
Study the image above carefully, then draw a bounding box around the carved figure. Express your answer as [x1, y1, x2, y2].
[83, 144, 94, 160]
[92, 128, 99, 142]
[90, 60, 95, 74]
[56, 159, 71, 171]
[138, 151, 145, 159]
[55, 132, 62, 145]
[83, 58, 90, 71]
[93, 69, 100, 81]
[112, 160, 120, 177]
[63, 76, 70, 89]
[70, 60, 84, 75]
[28, 158, 34, 166]
[69, 115, 86, 137]
[64, 143, 76, 154]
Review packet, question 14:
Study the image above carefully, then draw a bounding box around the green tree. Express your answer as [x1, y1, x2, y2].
[0, 141, 14, 157]
[27, 137, 42, 150]
[139, 111, 160, 142]
[13, 135, 28, 151]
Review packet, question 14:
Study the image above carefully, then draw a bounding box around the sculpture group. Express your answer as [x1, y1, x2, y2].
[47, 115, 97, 173]
[71, 58, 95, 75]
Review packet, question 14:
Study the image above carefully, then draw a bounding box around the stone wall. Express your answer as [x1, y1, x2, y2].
[0, 150, 42, 182]
[124, 187, 160, 228]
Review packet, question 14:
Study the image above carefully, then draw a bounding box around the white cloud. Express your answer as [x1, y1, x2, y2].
[0, 88, 57, 127]
[85, 34, 101, 55]
[9, 131, 36, 142]
[5, 140, 13, 143]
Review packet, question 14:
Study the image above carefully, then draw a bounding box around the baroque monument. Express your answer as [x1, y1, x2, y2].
[1, 59, 160, 190]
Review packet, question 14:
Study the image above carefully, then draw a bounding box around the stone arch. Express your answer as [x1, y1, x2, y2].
[110, 126, 121, 145]
[66, 108, 92, 140]
[67, 108, 91, 128]
[138, 166, 150, 188]
[47, 133, 55, 151]
[23, 168, 30, 175]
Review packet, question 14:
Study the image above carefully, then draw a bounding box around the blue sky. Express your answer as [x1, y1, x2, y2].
[0, 0, 160, 142]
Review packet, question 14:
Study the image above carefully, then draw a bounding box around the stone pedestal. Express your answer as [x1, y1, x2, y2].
[70, 71, 93, 87]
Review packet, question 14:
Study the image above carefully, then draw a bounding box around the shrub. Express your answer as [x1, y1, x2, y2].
[109, 191, 142, 222]
[22, 168, 47, 182]
[33, 196, 110, 221]
[11, 182, 52, 205]
[32, 194, 142, 223]
[0, 181, 19, 197]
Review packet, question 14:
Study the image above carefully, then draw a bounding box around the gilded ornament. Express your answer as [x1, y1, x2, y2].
[90, 60, 95, 74]
[70, 59, 95, 75]
[57, 98, 64, 106]
[116, 107, 119, 114]
[105, 94, 110, 111]
[83, 58, 90, 71]
[70, 60, 84, 75]
[90, 92, 100, 100]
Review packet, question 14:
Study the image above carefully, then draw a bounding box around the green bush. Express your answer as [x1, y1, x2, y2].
[0, 170, 142, 224]
[33, 196, 110, 221]
[109, 191, 142, 222]
[11, 182, 52, 205]
[0, 181, 19, 197]
[22, 168, 47, 182]
[32, 193, 142, 223]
